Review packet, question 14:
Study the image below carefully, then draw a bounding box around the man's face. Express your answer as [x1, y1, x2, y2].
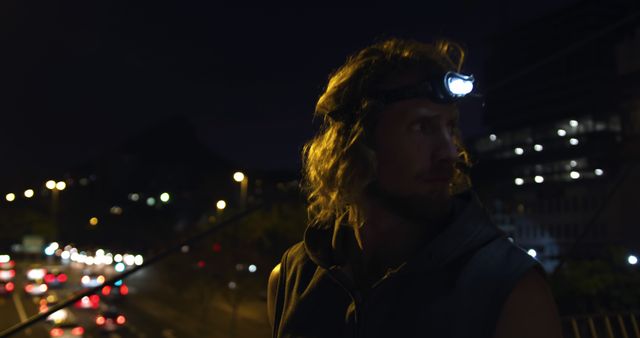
[372, 96, 459, 218]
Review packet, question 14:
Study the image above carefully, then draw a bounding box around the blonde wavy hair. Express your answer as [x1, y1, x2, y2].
[301, 38, 473, 235]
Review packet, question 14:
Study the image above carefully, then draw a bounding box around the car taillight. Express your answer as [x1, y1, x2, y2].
[71, 326, 84, 336]
[5, 282, 14, 292]
[57, 274, 67, 283]
[50, 328, 64, 337]
[90, 294, 99, 304]
[120, 285, 129, 295]
[102, 285, 111, 296]
[116, 315, 126, 325]
[25, 284, 34, 293]
[44, 274, 55, 284]
[39, 304, 48, 313]
[96, 316, 105, 325]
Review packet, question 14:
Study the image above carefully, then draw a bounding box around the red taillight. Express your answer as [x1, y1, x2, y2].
[71, 326, 84, 336]
[57, 274, 67, 283]
[90, 294, 99, 304]
[96, 316, 105, 325]
[102, 285, 111, 296]
[50, 328, 64, 337]
[44, 274, 55, 284]
[5, 282, 14, 292]
[39, 304, 48, 313]
[116, 315, 126, 325]
[120, 285, 129, 295]
[25, 284, 34, 293]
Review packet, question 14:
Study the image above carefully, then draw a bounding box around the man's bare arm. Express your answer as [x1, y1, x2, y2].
[267, 263, 281, 329]
[493, 267, 563, 338]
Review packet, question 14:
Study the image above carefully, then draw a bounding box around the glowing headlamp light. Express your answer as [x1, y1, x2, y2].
[371, 71, 475, 105]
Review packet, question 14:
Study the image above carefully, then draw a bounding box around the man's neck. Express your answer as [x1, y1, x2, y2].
[351, 199, 452, 287]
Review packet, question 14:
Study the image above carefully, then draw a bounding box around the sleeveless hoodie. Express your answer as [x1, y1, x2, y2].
[272, 191, 541, 338]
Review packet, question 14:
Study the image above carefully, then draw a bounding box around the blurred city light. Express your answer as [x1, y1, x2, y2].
[110, 206, 123, 215]
[115, 262, 126, 272]
[527, 249, 537, 258]
[514, 147, 524, 155]
[570, 120, 579, 127]
[5, 193, 15, 202]
[79, 178, 89, 186]
[96, 249, 105, 256]
[45, 180, 56, 190]
[595, 169, 604, 176]
[134, 255, 143, 266]
[534, 176, 544, 184]
[570, 160, 577, 167]
[570, 171, 581, 179]
[569, 138, 579, 146]
[228, 281, 237, 290]
[56, 181, 66, 191]
[534, 144, 543, 152]
[248, 264, 257, 273]
[146, 197, 156, 207]
[60, 251, 70, 260]
[216, 200, 226, 210]
[114, 254, 123, 263]
[557, 129, 567, 137]
[44, 246, 55, 256]
[124, 254, 135, 266]
[89, 217, 99, 226]
[233, 171, 245, 182]
[129, 193, 140, 202]
[629, 255, 638, 265]
[24, 189, 34, 198]
[0, 255, 10, 263]
[489, 134, 497, 142]
[181, 245, 189, 253]
[160, 192, 170, 203]
[514, 178, 524, 186]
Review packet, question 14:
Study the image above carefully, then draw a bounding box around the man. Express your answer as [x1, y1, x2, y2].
[267, 38, 563, 338]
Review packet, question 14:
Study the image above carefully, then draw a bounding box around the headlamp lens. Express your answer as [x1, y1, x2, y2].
[445, 72, 474, 97]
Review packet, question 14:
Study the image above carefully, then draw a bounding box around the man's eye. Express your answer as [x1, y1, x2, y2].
[410, 121, 432, 133]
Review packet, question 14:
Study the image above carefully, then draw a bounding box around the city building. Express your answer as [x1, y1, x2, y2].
[469, 0, 640, 272]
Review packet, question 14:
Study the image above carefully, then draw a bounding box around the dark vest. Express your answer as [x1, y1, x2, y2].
[272, 192, 541, 338]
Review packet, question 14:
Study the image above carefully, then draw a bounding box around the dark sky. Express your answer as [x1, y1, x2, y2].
[1, 1, 580, 186]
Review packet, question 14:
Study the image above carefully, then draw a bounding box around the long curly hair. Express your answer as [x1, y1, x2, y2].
[301, 38, 473, 235]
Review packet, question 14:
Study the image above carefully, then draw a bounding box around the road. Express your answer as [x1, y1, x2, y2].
[0, 258, 270, 338]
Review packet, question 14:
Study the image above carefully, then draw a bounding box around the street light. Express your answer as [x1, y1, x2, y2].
[45, 180, 56, 190]
[233, 171, 248, 209]
[5, 193, 15, 202]
[24, 189, 34, 198]
[216, 200, 226, 216]
[55, 181, 66, 191]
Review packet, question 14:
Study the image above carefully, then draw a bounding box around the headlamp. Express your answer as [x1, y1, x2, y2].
[371, 71, 475, 105]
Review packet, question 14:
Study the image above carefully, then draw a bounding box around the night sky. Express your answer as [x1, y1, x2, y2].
[1, 1, 579, 187]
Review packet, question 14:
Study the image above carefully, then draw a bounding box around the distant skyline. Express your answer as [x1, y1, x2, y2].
[1, 2, 581, 186]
